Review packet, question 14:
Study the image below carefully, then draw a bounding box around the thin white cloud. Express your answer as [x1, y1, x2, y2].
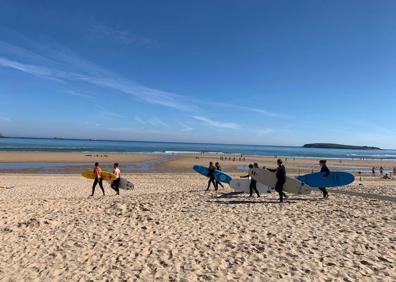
[65, 90, 96, 100]
[148, 117, 168, 127]
[255, 128, 274, 135]
[100, 111, 122, 118]
[0, 116, 11, 122]
[192, 116, 239, 129]
[134, 116, 146, 125]
[207, 101, 291, 118]
[178, 122, 193, 132]
[89, 23, 156, 46]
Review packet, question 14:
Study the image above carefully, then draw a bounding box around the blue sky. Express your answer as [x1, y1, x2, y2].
[0, 1, 395, 148]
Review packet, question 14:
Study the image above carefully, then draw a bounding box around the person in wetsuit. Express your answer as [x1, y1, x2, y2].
[111, 162, 121, 195]
[215, 162, 224, 189]
[319, 160, 329, 199]
[268, 159, 287, 202]
[241, 163, 260, 197]
[206, 162, 218, 191]
[91, 162, 105, 196]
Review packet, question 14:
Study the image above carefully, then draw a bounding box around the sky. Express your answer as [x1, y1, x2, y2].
[0, 0, 395, 148]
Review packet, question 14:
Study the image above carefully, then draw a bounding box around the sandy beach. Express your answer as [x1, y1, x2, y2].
[0, 170, 395, 281]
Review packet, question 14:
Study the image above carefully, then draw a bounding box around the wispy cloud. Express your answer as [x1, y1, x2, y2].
[178, 122, 193, 132]
[255, 128, 274, 135]
[148, 117, 168, 127]
[89, 23, 156, 46]
[65, 90, 96, 100]
[0, 116, 11, 122]
[0, 42, 198, 111]
[100, 111, 122, 118]
[192, 116, 239, 129]
[134, 116, 146, 125]
[207, 101, 291, 118]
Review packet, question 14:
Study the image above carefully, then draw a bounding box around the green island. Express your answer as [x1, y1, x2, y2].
[303, 143, 381, 150]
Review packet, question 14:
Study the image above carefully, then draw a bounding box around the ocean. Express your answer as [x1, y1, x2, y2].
[1, 137, 396, 160]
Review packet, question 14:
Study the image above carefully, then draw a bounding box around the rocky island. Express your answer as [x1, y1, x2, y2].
[303, 143, 381, 150]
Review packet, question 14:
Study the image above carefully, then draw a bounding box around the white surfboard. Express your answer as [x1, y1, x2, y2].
[118, 177, 134, 190]
[251, 168, 311, 195]
[230, 179, 272, 194]
[107, 178, 134, 190]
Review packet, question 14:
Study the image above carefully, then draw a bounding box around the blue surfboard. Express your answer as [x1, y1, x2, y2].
[297, 172, 355, 188]
[193, 165, 233, 184]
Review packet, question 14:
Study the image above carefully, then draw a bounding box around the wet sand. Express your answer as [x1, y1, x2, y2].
[0, 173, 395, 281]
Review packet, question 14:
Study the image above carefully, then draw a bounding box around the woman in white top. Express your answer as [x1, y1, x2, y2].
[111, 162, 121, 195]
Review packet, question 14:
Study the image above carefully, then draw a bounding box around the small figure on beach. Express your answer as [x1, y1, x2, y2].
[318, 160, 330, 199]
[268, 159, 287, 202]
[240, 163, 260, 197]
[372, 167, 375, 175]
[91, 162, 105, 197]
[383, 173, 391, 179]
[111, 162, 121, 195]
[215, 162, 224, 189]
[206, 162, 218, 191]
[380, 166, 384, 175]
[394, 167, 396, 174]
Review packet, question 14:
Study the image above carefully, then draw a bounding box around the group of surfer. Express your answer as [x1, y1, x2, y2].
[206, 162, 224, 191]
[206, 159, 331, 202]
[91, 162, 121, 196]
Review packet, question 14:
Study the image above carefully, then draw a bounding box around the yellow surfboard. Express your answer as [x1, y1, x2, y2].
[81, 171, 117, 181]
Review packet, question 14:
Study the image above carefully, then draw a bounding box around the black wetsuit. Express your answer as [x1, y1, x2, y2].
[206, 165, 218, 191]
[319, 165, 330, 198]
[111, 178, 120, 195]
[92, 177, 105, 196]
[269, 165, 286, 202]
[215, 166, 224, 189]
[242, 169, 260, 197]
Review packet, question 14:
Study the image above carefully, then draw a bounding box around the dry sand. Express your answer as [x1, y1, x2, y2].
[0, 173, 395, 281]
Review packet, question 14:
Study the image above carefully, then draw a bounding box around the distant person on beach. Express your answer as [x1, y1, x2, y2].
[206, 162, 218, 191]
[268, 159, 287, 202]
[215, 162, 224, 189]
[380, 166, 384, 175]
[318, 160, 330, 199]
[240, 163, 260, 197]
[393, 167, 396, 174]
[111, 162, 121, 195]
[91, 162, 105, 196]
[372, 167, 375, 175]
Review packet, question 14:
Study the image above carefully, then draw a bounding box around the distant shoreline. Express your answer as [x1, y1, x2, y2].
[303, 143, 381, 150]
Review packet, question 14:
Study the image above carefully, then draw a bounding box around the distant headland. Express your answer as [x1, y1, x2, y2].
[303, 143, 381, 150]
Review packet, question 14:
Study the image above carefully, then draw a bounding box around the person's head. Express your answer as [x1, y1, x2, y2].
[215, 162, 219, 166]
[319, 160, 326, 166]
[209, 161, 213, 166]
[248, 164, 253, 169]
[95, 162, 99, 167]
[277, 159, 283, 165]
[253, 163, 259, 168]
[114, 162, 119, 168]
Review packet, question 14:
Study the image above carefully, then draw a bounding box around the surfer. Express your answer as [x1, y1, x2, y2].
[206, 162, 218, 191]
[318, 160, 329, 199]
[111, 162, 121, 195]
[91, 162, 105, 196]
[268, 159, 287, 202]
[215, 162, 224, 189]
[240, 163, 260, 197]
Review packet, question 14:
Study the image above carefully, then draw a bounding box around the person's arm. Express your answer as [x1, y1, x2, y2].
[267, 168, 276, 172]
[324, 166, 330, 177]
[240, 174, 250, 178]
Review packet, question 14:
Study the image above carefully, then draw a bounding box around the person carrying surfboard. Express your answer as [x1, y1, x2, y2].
[319, 160, 329, 199]
[268, 159, 287, 202]
[111, 162, 121, 195]
[206, 162, 218, 191]
[240, 163, 260, 197]
[215, 162, 224, 190]
[91, 162, 105, 197]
